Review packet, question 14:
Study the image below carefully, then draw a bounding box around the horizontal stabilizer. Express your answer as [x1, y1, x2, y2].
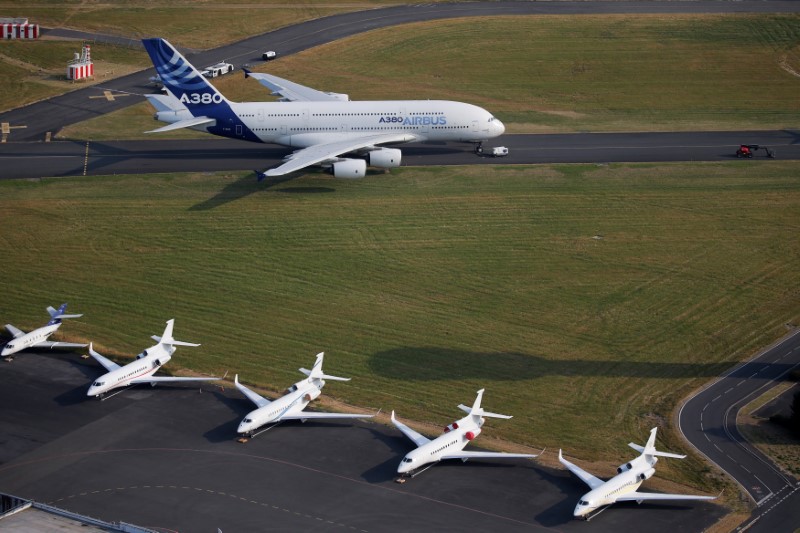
[145, 93, 187, 113]
[146, 116, 215, 133]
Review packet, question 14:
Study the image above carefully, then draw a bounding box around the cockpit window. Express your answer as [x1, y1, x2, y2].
[402, 458, 413, 463]
[243, 418, 252, 423]
[93, 381, 104, 387]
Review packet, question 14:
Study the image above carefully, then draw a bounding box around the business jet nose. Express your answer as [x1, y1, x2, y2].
[397, 456, 414, 474]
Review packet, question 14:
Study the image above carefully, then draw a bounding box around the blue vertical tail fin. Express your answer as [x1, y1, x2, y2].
[142, 38, 229, 115]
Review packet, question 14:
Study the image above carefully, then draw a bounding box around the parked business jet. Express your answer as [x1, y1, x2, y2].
[86, 319, 218, 398]
[234, 352, 373, 435]
[141, 38, 505, 179]
[559, 427, 717, 520]
[2, 304, 86, 358]
[391, 389, 537, 477]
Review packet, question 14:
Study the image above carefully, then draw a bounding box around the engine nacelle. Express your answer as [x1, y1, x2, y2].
[464, 427, 481, 441]
[367, 148, 402, 168]
[329, 158, 367, 179]
[617, 462, 633, 474]
[303, 388, 321, 403]
[638, 467, 655, 481]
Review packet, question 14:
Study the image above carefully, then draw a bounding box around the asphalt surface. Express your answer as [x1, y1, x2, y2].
[1, 1, 798, 143]
[1, 130, 798, 180]
[679, 330, 800, 533]
[0, 351, 726, 532]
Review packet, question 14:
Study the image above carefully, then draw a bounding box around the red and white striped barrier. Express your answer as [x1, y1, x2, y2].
[67, 62, 94, 80]
[2, 23, 39, 39]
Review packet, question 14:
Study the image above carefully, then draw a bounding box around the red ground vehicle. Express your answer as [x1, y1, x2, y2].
[737, 144, 775, 158]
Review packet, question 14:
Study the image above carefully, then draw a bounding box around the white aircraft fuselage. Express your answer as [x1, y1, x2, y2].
[573, 456, 656, 517]
[88, 344, 174, 397]
[237, 378, 322, 434]
[398, 413, 484, 474]
[156, 99, 504, 146]
[1, 323, 60, 357]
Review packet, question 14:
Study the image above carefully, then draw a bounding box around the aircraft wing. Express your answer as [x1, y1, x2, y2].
[38, 341, 88, 349]
[87, 344, 121, 372]
[264, 133, 417, 177]
[244, 70, 349, 102]
[234, 375, 271, 408]
[281, 411, 374, 421]
[4, 324, 25, 338]
[390, 410, 431, 447]
[441, 450, 538, 461]
[558, 449, 605, 490]
[130, 376, 218, 384]
[616, 491, 717, 502]
[146, 116, 215, 133]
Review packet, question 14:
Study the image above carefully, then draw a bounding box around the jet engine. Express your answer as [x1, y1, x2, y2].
[617, 462, 633, 474]
[464, 427, 481, 441]
[367, 148, 402, 168]
[638, 467, 655, 481]
[303, 388, 321, 403]
[329, 159, 367, 179]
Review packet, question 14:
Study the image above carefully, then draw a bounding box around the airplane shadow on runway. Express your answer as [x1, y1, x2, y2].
[369, 347, 744, 382]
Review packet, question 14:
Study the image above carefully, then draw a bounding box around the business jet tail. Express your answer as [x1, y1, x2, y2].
[629, 427, 686, 459]
[46, 303, 83, 324]
[457, 388, 513, 419]
[150, 319, 201, 348]
[142, 38, 230, 113]
[299, 352, 351, 382]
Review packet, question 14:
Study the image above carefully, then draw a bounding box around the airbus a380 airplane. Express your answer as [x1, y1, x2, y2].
[234, 352, 373, 436]
[86, 319, 219, 398]
[391, 389, 538, 477]
[141, 38, 505, 179]
[559, 427, 717, 520]
[2, 304, 86, 358]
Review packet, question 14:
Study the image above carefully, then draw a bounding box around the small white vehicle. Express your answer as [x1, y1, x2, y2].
[201, 62, 234, 78]
[491, 146, 509, 157]
[262, 51, 277, 61]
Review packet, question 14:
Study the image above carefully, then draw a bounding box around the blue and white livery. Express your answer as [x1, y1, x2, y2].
[142, 38, 505, 179]
[2, 304, 86, 358]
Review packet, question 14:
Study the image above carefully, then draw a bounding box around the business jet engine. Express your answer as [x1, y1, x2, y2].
[367, 148, 402, 168]
[329, 158, 367, 179]
[617, 462, 633, 474]
[303, 388, 321, 403]
[638, 467, 655, 481]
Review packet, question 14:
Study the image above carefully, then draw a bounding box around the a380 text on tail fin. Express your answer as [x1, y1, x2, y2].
[142, 38, 226, 110]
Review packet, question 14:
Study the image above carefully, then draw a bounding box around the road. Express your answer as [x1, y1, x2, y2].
[1, 130, 798, 180]
[1, 1, 798, 143]
[678, 330, 800, 532]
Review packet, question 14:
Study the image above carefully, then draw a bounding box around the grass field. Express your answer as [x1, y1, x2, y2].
[1, 162, 798, 496]
[59, 13, 800, 140]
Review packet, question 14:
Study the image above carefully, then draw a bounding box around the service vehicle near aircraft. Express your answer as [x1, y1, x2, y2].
[262, 50, 277, 61]
[201, 61, 234, 78]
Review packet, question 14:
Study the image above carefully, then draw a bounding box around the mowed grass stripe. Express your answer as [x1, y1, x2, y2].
[2, 163, 799, 493]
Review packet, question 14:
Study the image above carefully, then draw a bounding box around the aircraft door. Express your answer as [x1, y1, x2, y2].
[472, 120, 478, 132]
[236, 125, 243, 137]
[280, 125, 288, 135]
[258, 109, 265, 122]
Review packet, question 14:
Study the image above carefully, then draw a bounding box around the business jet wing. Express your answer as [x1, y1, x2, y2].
[558, 449, 605, 490]
[87, 343, 121, 372]
[616, 492, 717, 502]
[243, 70, 349, 102]
[280, 411, 375, 421]
[5, 324, 25, 338]
[234, 374, 271, 408]
[391, 410, 431, 447]
[441, 450, 538, 461]
[264, 133, 416, 177]
[130, 376, 218, 384]
[38, 341, 88, 349]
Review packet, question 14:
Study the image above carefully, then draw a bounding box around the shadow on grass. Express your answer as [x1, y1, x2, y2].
[369, 347, 741, 382]
[189, 172, 336, 210]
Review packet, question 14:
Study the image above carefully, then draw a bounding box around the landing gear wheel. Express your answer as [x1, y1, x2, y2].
[475, 142, 483, 155]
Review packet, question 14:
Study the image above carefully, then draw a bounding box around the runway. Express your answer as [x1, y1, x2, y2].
[1, 130, 798, 180]
[0, 351, 726, 532]
[678, 330, 800, 533]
